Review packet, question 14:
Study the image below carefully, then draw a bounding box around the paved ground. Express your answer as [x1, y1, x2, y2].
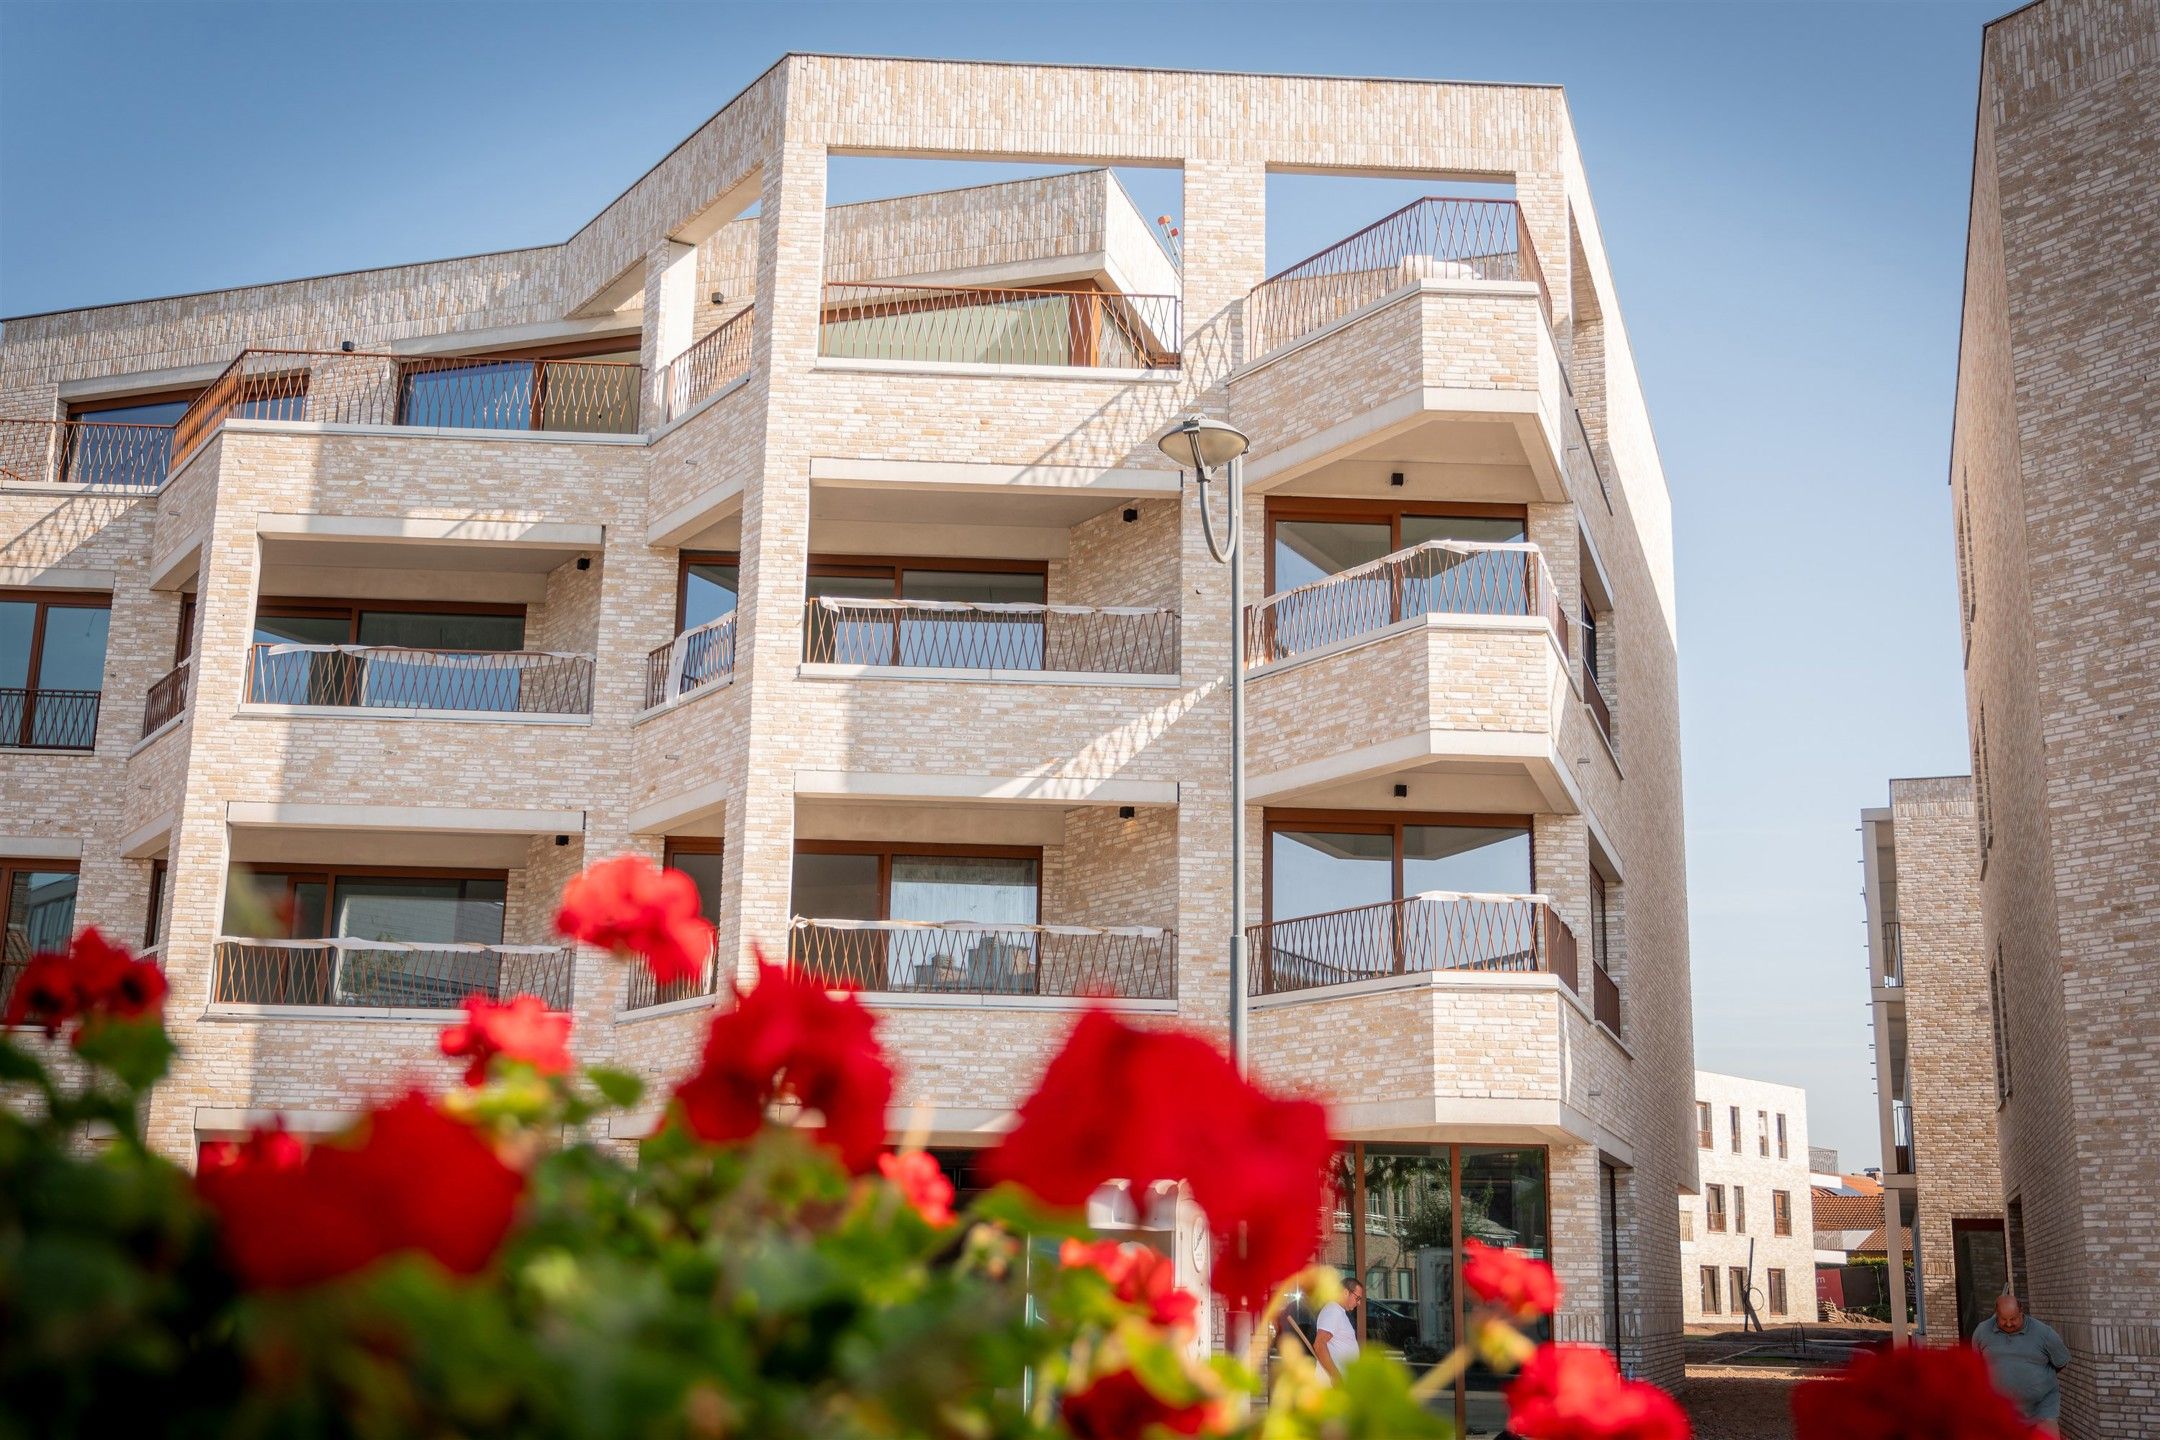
[1679, 1363, 1809, 1440]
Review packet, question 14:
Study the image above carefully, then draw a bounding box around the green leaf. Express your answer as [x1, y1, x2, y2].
[68, 1017, 175, 1092]
[585, 1066, 645, 1109]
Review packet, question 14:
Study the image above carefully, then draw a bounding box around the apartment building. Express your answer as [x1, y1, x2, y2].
[0, 56, 1693, 1424]
[1860, 778, 2004, 1345]
[1678, 1071, 1814, 1327]
[1949, 0, 2159, 1430]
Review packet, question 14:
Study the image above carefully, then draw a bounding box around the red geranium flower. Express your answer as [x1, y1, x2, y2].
[555, 855, 714, 987]
[1062, 1369, 1220, 1440]
[439, 993, 574, 1086]
[987, 1010, 1333, 1308]
[672, 956, 893, 1172]
[1506, 1344, 1690, 1440]
[1465, 1237, 1560, 1320]
[196, 1092, 525, 1289]
[1792, 1342, 2047, 1440]
[1061, 1238, 1198, 1329]
[878, 1150, 956, 1226]
[2, 928, 167, 1037]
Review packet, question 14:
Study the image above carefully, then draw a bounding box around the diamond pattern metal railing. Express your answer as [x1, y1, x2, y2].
[0, 418, 173, 490]
[1247, 892, 1578, 997]
[1247, 196, 1549, 358]
[141, 659, 190, 738]
[211, 938, 574, 1011]
[643, 613, 739, 710]
[805, 598, 1179, 674]
[1246, 540, 1567, 666]
[790, 919, 1176, 1000]
[662, 307, 755, 421]
[820, 282, 1180, 369]
[245, 644, 594, 715]
[0, 687, 100, 750]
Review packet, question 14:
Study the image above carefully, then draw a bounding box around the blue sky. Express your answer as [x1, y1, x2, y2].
[0, 0, 2002, 1166]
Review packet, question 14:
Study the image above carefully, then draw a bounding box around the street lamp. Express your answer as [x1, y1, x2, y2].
[1156, 414, 1252, 1075]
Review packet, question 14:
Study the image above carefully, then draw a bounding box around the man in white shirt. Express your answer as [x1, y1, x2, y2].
[1313, 1276, 1365, 1384]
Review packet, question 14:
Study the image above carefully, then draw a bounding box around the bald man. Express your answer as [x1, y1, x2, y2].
[1972, 1293, 2069, 1432]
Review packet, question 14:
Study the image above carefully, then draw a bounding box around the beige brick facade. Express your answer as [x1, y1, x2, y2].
[1, 55, 1693, 1403]
[1861, 778, 2002, 1346]
[1677, 1071, 1816, 1327]
[1949, 1, 2160, 1432]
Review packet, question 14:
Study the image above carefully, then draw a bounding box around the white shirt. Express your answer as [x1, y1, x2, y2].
[1313, 1302, 1360, 1378]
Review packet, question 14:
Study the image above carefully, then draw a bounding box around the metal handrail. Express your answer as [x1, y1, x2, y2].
[804, 597, 1180, 674]
[1247, 197, 1550, 357]
[245, 644, 595, 715]
[1585, 666, 1616, 745]
[644, 612, 739, 709]
[1592, 961, 1621, 1033]
[142, 659, 190, 737]
[1246, 891, 1577, 996]
[625, 938, 721, 1011]
[0, 418, 173, 490]
[171, 346, 643, 465]
[1881, 919, 1904, 987]
[789, 918, 1176, 999]
[1245, 540, 1568, 666]
[820, 282, 1181, 369]
[211, 936, 573, 1011]
[0, 687, 100, 751]
[663, 307, 755, 421]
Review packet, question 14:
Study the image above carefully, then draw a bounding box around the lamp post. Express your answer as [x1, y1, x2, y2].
[1155, 415, 1253, 1076]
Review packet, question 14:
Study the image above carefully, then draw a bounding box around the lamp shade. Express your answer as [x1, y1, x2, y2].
[1155, 415, 1250, 473]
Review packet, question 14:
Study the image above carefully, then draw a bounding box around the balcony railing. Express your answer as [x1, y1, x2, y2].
[790, 919, 1176, 1000]
[1881, 918, 1904, 987]
[643, 613, 739, 710]
[1247, 892, 1578, 997]
[142, 659, 190, 738]
[806, 597, 1180, 675]
[172, 347, 643, 466]
[820, 282, 1181, 369]
[1, 688, 99, 751]
[0, 418, 173, 490]
[662, 307, 755, 421]
[1891, 1098, 1914, 1175]
[1585, 667, 1615, 745]
[1246, 540, 1568, 667]
[1246, 197, 1550, 358]
[625, 941, 721, 1012]
[211, 937, 573, 1011]
[1593, 961, 1621, 1034]
[246, 644, 595, 716]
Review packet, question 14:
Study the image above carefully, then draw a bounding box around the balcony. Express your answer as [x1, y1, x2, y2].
[210, 937, 573, 1013]
[1229, 199, 1562, 498]
[245, 644, 595, 717]
[790, 919, 1175, 1000]
[804, 598, 1179, 677]
[1247, 892, 1576, 997]
[0, 417, 172, 491]
[1891, 1098, 1914, 1175]
[819, 282, 1180, 371]
[172, 346, 642, 467]
[1, 688, 99, 752]
[1881, 918, 1905, 987]
[660, 307, 756, 423]
[141, 659, 190, 739]
[1244, 542, 1578, 814]
[644, 613, 739, 711]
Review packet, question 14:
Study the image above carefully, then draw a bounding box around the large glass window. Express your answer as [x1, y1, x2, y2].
[804, 558, 1049, 668]
[65, 393, 195, 487]
[0, 593, 110, 749]
[1401, 824, 1532, 897]
[679, 554, 740, 632]
[1267, 505, 1526, 596]
[221, 868, 504, 946]
[249, 601, 527, 709]
[791, 844, 1043, 993]
[1315, 1143, 1548, 1437]
[3, 860, 79, 964]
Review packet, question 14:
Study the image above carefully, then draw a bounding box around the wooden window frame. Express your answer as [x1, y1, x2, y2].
[1734, 1186, 1747, 1235]
[1729, 1267, 1751, 1319]
[1759, 1109, 1770, 1157]
[1700, 1265, 1720, 1315]
[1705, 1184, 1727, 1233]
[176, 594, 198, 666]
[145, 859, 168, 949]
[64, 385, 206, 420]
[1261, 498, 1528, 595]
[1697, 1101, 1714, 1149]
[1, 588, 113, 749]
[791, 840, 1044, 924]
[676, 551, 740, 632]
[1767, 1268, 1788, 1317]
[253, 597, 528, 645]
[0, 857, 81, 955]
[1261, 808, 1535, 927]
[1776, 1112, 1789, 1160]
[1729, 1105, 1742, 1154]
[662, 837, 725, 924]
[1773, 1190, 1793, 1238]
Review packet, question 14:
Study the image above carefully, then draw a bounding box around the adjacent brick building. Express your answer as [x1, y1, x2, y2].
[1677, 1071, 1815, 1327]
[1861, 777, 2004, 1345]
[1948, 0, 2159, 1431]
[0, 55, 1696, 1426]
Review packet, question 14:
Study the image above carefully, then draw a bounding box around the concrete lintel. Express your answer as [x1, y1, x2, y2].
[389, 318, 639, 358]
[148, 526, 207, 592]
[58, 361, 228, 401]
[1319, 1095, 1596, 1146]
[193, 1105, 355, 1138]
[813, 357, 1179, 385]
[0, 565, 116, 592]
[647, 474, 747, 547]
[225, 801, 585, 834]
[0, 835, 83, 860]
[255, 513, 605, 549]
[793, 770, 1177, 808]
[807, 456, 1181, 496]
[118, 812, 178, 859]
[627, 778, 731, 835]
[1247, 729, 1567, 806]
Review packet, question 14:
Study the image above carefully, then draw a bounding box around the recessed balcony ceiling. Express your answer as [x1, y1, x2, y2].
[257, 535, 584, 575]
